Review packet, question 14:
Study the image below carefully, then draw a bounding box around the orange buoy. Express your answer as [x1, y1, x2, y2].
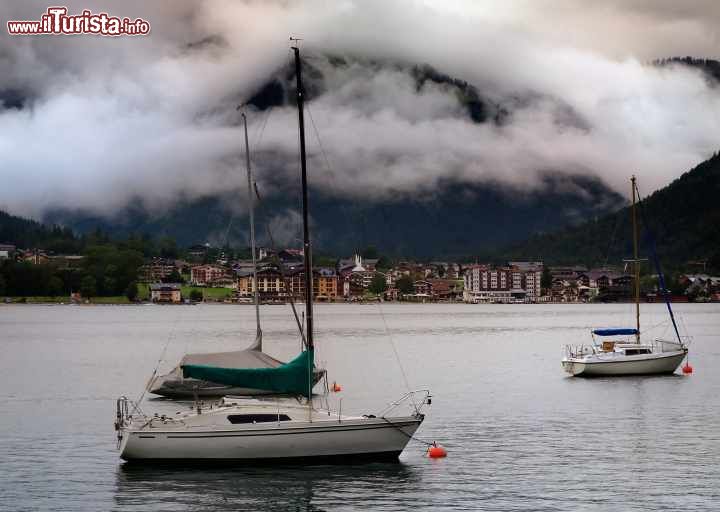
[427, 443, 447, 458]
[332, 381, 342, 392]
[682, 363, 693, 374]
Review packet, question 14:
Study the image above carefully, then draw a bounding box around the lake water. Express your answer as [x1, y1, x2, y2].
[1, 303, 718, 511]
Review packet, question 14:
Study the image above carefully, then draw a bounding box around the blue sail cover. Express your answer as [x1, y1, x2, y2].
[182, 349, 314, 396]
[592, 328, 638, 336]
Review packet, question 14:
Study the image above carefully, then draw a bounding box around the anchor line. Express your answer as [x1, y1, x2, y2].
[379, 417, 436, 450]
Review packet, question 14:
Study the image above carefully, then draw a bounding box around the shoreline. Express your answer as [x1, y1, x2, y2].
[2, 299, 716, 306]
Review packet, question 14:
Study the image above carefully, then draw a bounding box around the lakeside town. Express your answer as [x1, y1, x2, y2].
[1, 242, 719, 305]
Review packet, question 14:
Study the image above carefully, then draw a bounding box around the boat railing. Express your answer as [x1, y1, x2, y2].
[652, 338, 689, 352]
[564, 344, 595, 358]
[378, 389, 431, 417]
[115, 396, 147, 429]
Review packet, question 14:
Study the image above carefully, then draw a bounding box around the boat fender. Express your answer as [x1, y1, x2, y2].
[427, 442, 447, 458]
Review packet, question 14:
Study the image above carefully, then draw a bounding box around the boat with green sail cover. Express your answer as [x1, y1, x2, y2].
[115, 43, 431, 463]
[148, 106, 324, 399]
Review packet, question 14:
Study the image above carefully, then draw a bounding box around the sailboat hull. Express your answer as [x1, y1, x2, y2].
[562, 350, 686, 376]
[120, 417, 422, 463]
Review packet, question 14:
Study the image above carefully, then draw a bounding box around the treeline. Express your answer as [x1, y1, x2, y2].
[0, 211, 185, 297]
[0, 232, 153, 298]
[654, 57, 720, 83]
[0, 211, 79, 254]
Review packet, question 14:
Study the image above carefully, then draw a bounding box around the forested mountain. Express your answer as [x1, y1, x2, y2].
[7, 56, 719, 262]
[0, 211, 80, 253]
[500, 151, 720, 271]
[45, 173, 623, 259]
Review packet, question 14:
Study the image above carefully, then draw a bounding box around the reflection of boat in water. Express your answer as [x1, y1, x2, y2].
[114, 454, 421, 510]
[149, 97, 324, 399]
[115, 44, 431, 464]
[562, 176, 689, 377]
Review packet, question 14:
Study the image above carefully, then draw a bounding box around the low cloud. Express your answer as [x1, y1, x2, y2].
[0, 0, 718, 219]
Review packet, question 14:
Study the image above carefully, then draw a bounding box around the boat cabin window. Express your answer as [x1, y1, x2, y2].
[624, 348, 651, 356]
[227, 414, 292, 424]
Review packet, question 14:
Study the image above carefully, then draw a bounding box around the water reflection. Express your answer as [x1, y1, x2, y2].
[115, 462, 421, 511]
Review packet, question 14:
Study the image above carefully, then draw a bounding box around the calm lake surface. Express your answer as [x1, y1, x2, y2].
[1, 303, 718, 511]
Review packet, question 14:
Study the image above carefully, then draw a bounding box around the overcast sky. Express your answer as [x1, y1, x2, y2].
[0, 0, 718, 218]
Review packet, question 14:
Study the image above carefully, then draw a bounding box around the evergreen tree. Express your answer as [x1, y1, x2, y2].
[368, 274, 387, 295]
[80, 275, 97, 298]
[47, 276, 64, 296]
[396, 276, 414, 294]
[125, 281, 139, 302]
[541, 266, 552, 291]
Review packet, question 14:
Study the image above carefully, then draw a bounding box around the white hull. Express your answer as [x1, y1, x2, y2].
[120, 416, 421, 462]
[562, 350, 686, 376]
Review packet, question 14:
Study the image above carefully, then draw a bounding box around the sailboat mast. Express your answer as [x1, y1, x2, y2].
[631, 175, 640, 343]
[292, 44, 315, 418]
[242, 113, 262, 348]
[292, 45, 314, 352]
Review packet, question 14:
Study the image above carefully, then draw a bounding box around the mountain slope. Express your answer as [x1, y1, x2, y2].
[47, 174, 623, 259]
[0, 211, 79, 253]
[502, 151, 720, 269]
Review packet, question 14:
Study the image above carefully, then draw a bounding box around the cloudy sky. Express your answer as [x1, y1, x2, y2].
[0, 0, 718, 218]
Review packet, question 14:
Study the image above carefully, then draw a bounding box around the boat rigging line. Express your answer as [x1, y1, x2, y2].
[297, 59, 421, 406]
[633, 180, 683, 345]
[137, 306, 186, 406]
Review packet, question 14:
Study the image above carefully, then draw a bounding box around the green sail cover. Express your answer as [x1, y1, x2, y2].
[181, 349, 313, 396]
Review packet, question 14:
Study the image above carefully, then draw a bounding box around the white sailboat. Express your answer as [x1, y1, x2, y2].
[115, 43, 431, 463]
[149, 110, 324, 398]
[562, 176, 688, 377]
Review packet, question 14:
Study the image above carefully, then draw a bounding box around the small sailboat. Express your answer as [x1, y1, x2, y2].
[115, 44, 430, 463]
[562, 176, 688, 377]
[148, 109, 325, 398]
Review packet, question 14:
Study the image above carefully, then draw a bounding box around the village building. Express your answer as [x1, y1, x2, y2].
[338, 254, 377, 291]
[0, 244, 16, 260]
[680, 274, 720, 300]
[342, 273, 366, 300]
[21, 250, 49, 264]
[426, 278, 461, 300]
[236, 265, 339, 302]
[190, 264, 230, 286]
[314, 268, 339, 301]
[47, 254, 85, 269]
[413, 280, 433, 297]
[150, 283, 182, 303]
[278, 249, 304, 265]
[138, 258, 177, 283]
[237, 267, 285, 301]
[187, 244, 209, 260]
[463, 263, 542, 303]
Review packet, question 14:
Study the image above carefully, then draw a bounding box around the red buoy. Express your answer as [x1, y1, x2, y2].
[332, 381, 342, 392]
[682, 363, 693, 375]
[427, 443, 447, 458]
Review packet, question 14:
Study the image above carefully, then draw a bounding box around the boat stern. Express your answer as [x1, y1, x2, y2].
[561, 358, 586, 376]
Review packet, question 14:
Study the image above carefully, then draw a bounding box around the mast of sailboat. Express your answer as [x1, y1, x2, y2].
[631, 175, 640, 343]
[291, 41, 315, 419]
[241, 112, 262, 349]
